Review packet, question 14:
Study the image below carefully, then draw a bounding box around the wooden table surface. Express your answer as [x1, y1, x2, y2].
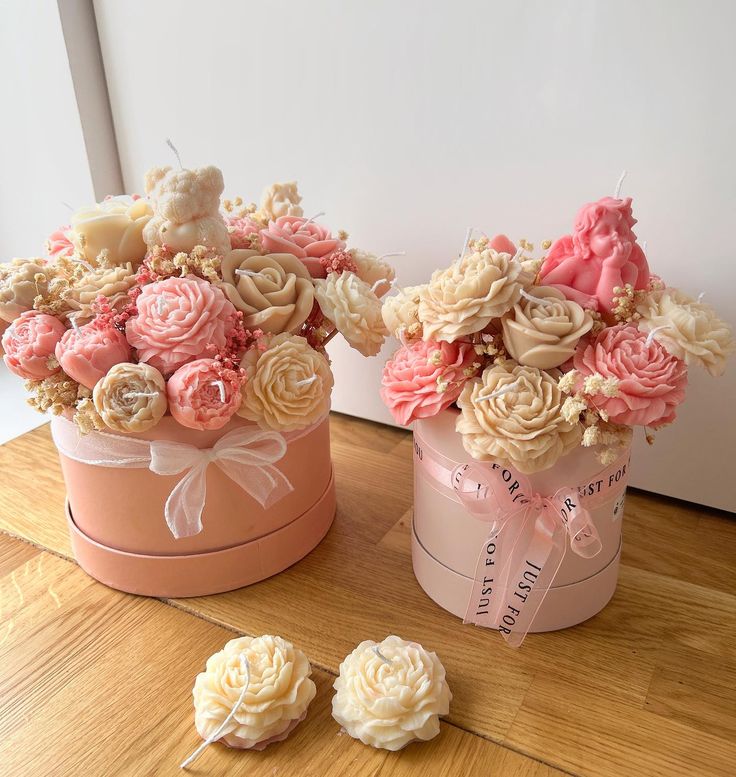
[0, 414, 734, 777]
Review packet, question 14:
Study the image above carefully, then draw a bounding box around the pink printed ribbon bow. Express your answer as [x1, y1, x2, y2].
[149, 427, 293, 539]
[452, 461, 603, 648]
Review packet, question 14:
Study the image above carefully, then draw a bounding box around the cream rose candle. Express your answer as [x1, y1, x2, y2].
[70, 195, 152, 267]
[332, 635, 452, 751]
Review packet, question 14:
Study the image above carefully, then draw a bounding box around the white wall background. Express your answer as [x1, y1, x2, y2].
[0, 0, 112, 443]
[3, 1, 734, 509]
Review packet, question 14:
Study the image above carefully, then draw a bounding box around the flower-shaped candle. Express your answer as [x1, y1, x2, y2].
[0, 258, 56, 323]
[2, 311, 66, 379]
[55, 322, 131, 389]
[572, 324, 688, 427]
[314, 271, 387, 356]
[636, 288, 734, 377]
[125, 275, 236, 377]
[418, 248, 528, 342]
[332, 635, 452, 751]
[219, 250, 314, 334]
[501, 286, 593, 369]
[191, 635, 316, 753]
[456, 362, 582, 473]
[167, 358, 243, 431]
[260, 216, 345, 278]
[381, 339, 479, 425]
[92, 362, 167, 433]
[64, 262, 137, 325]
[70, 195, 152, 267]
[238, 334, 333, 432]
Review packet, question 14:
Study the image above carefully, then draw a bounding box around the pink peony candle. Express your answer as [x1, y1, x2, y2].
[125, 275, 236, 377]
[2, 311, 66, 379]
[55, 322, 131, 389]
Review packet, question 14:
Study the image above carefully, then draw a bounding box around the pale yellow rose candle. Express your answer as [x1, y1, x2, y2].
[332, 635, 452, 751]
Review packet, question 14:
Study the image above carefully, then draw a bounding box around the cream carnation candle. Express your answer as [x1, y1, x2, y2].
[1, 158, 395, 597]
[381, 193, 733, 646]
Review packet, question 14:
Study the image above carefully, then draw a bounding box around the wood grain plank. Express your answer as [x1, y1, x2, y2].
[0, 534, 560, 777]
[1, 413, 735, 776]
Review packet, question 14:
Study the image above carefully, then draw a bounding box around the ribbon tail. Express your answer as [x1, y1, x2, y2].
[463, 510, 527, 628]
[164, 463, 208, 539]
[216, 460, 294, 509]
[498, 509, 568, 648]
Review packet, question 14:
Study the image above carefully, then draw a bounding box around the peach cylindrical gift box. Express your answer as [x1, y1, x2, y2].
[56, 414, 335, 598]
[412, 408, 627, 632]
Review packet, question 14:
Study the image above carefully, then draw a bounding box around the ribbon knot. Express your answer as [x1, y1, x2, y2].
[148, 426, 293, 538]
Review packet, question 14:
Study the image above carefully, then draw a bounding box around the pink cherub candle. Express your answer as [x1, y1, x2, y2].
[538, 196, 650, 317]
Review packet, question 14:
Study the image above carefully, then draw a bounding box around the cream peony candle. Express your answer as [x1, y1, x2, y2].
[332, 635, 452, 751]
[185, 634, 316, 766]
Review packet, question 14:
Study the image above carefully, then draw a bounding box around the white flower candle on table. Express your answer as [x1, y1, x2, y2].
[186, 634, 316, 764]
[332, 635, 452, 751]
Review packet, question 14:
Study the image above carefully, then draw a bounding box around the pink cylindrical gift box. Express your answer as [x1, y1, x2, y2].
[412, 408, 627, 632]
[56, 414, 335, 598]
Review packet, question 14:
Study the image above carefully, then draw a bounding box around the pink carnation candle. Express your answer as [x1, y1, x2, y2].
[381, 339, 479, 426]
[167, 358, 243, 431]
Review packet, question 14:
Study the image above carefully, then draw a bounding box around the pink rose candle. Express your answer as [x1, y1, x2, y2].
[572, 324, 688, 426]
[539, 197, 650, 316]
[167, 358, 243, 430]
[381, 339, 478, 426]
[55, 322, 131, 389]
[260, 216, 345, 278]
[126, 275, 236, 376]
[2, 311, 66, 379]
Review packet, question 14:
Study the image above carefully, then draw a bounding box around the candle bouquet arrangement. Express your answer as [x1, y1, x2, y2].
[1, 166, 394, 436]
[380, 197, 733, 472]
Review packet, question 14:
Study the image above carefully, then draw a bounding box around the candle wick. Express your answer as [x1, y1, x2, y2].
[69, 313, 81, 333]
[124, 391, 158, 400]
[377, 251, 406, 261]
[697, 291, 706, 303]
[297, 211, 325, 233]
[211, 380, 226, 403]
[180, 656, 250, 769]
[295, 375, 317, 387]
[372, 646, 392, 665]
[457, 226, 473, 263]
[614, 169, 628, 199]
[477, 380, 522, 402]
[370, 278, 393, 294]
[645, 325, 669, 347]
[61, 201, 75, 212]
[235, 268, 260, 277]
[157, 295, 168, 316]
[520, 289, 556, 306]
[165, 138, 183, 170]
[70, 257, 97, 274]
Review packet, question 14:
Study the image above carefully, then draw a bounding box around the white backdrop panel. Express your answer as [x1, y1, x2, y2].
[94, 0, 735, 510]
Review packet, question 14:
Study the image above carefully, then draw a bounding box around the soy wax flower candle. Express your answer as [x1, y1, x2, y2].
[184, 634, 316, 767]
[332, 635, 452, 751]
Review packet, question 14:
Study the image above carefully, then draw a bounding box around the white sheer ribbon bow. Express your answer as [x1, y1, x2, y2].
[50, 415, 315, 539]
